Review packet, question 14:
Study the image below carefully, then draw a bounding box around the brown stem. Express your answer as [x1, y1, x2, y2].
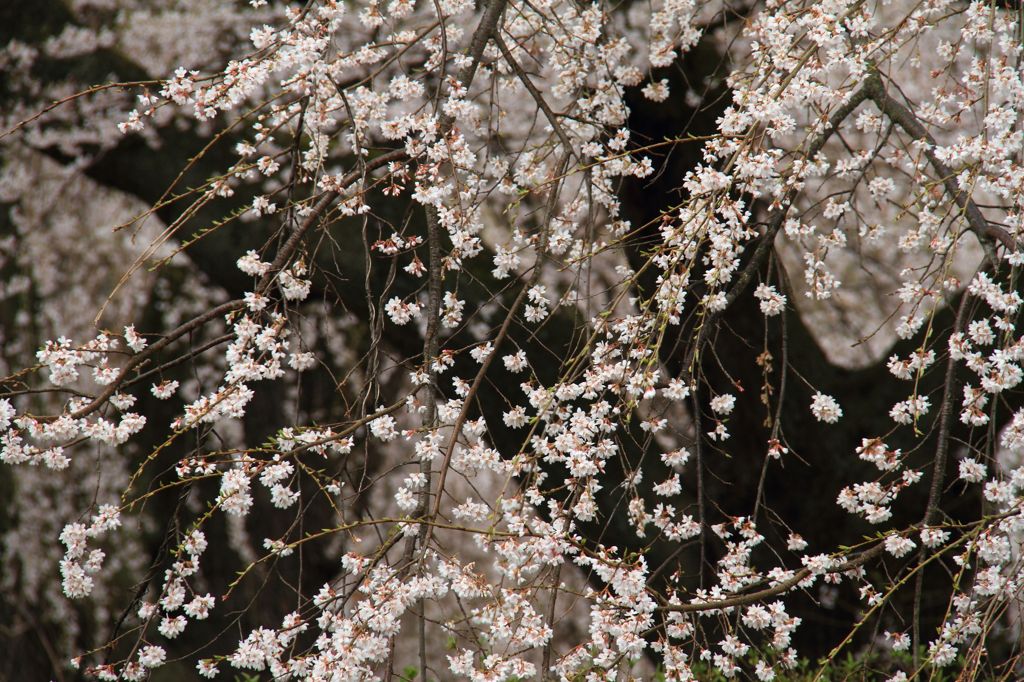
[865, 76, 1017, 252]
[658, 541, 886, 614]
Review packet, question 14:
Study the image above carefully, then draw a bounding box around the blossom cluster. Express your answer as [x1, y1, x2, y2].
[4, 0, 1024, 679]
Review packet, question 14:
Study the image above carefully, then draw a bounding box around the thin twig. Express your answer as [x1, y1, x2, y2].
[493, 33, 577, 158]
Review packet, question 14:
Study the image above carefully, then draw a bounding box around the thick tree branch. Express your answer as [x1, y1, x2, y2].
[865, 76, 1018, 252]
[659, 541, 886, 613]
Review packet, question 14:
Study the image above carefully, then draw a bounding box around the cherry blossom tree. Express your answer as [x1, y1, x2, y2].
[3, 0, 1024, 679]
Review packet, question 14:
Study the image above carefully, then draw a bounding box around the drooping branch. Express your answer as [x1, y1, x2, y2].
[681, 77, 879, 382]
[865, 75, 1018, 252]
[63, 150, 408, 421]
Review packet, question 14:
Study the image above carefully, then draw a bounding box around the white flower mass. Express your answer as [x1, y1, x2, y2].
[3, 0, 1024, 679]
